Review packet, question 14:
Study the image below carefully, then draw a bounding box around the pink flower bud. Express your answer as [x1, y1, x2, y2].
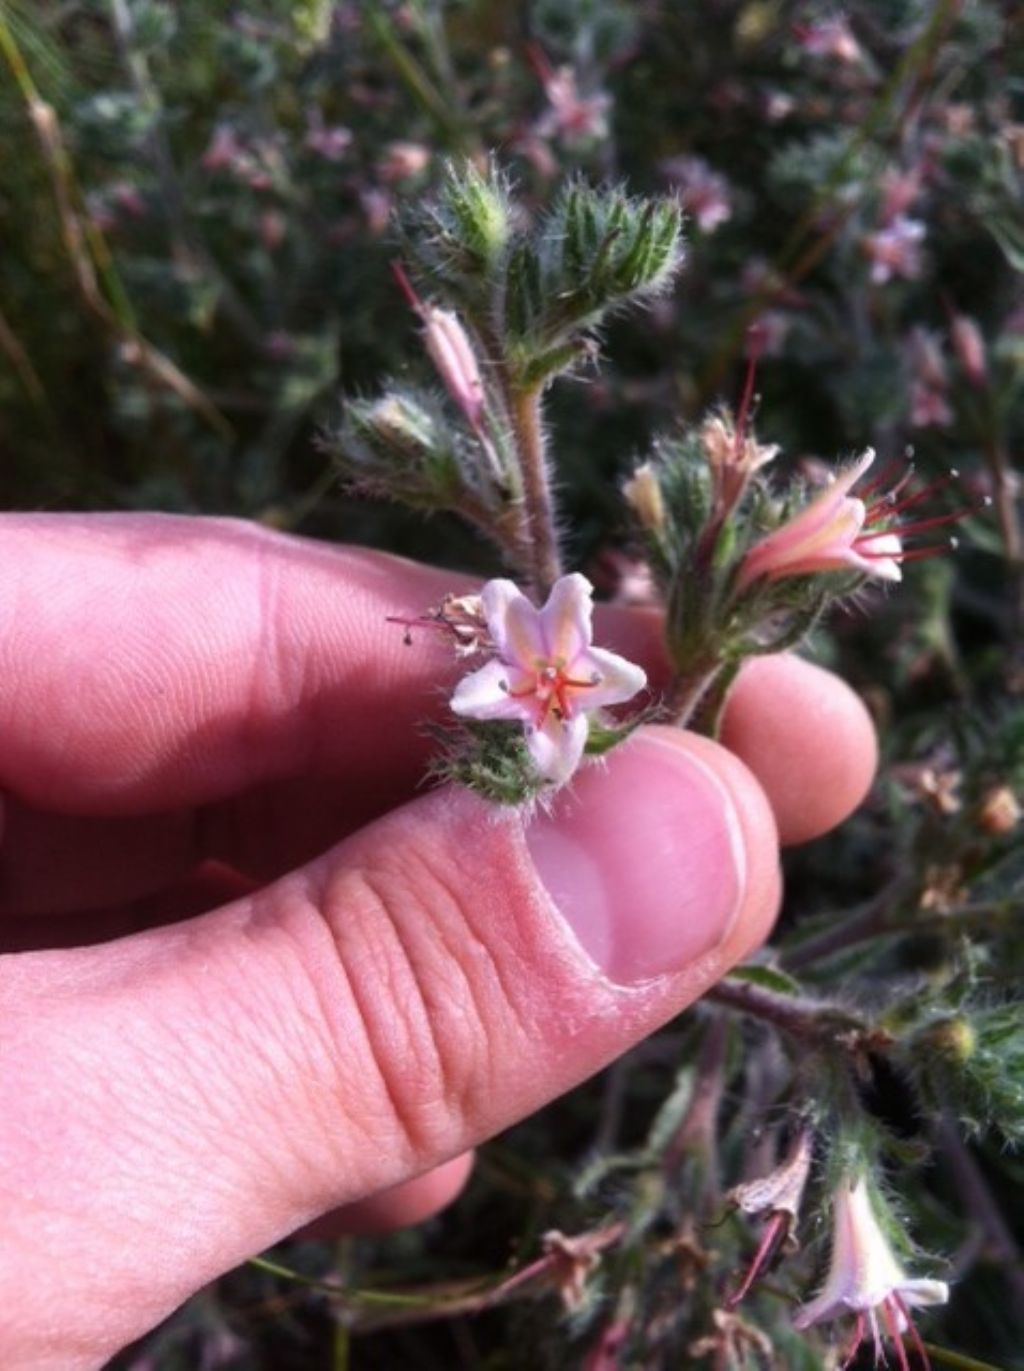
[950, 314, 988, 390]
[377, 141, 431, 184]
[423, 305, 486, 430]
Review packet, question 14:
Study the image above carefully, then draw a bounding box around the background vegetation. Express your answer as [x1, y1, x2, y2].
[1, 1, 1022, 1367]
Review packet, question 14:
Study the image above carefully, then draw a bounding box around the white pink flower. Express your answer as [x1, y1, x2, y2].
[794, 1177, 948, 1368]
[661, 155, 733, 234]
[737, 449, 904, 589]
[864, 216, 926, 285]
[794, 18, 864, 65]
[451, 575, 646, 785]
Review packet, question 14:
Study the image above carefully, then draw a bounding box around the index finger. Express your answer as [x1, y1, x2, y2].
[0, 514, 478, 814]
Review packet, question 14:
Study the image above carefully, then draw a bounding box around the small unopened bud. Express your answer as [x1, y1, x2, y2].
[951, 315, 988, 390]
[977, 783, 1021, 835]
[728, 1127, 813, 1227]
[920, 1016, 976, 1063]
[422, 306, 486, 430]
[623, 462, 666, 533]
[377, 141, 431, 184]
[358, 395, 436, 454]
[701, 415, 734, 471]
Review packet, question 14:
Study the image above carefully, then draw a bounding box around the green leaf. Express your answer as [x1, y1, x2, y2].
[728, 964, 804, 997]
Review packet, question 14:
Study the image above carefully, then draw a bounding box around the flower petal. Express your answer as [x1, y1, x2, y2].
[573, 646, 647, 709]
[792, 1293, 846, 1330]
[849, 530, 903, 582]
[540, 573, 595, 664]
[451, 660, 532, 722]
[481, 579, 546, 666]
[738, 451, 875, 589]
[898, 1279, 949, 1309]
[526, 713, 589, 785]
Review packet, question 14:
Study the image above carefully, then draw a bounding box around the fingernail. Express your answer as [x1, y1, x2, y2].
[524, 733, 745, 983]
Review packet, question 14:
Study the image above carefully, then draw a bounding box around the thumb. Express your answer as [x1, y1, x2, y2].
[0, 727, 779, 1368]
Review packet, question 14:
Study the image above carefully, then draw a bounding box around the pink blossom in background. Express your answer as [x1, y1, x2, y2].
[793, 18, 864, 65]
[304, 117, 353, 162]
[661, 156, 733, 233]
[863, 215, 926, 284]
[529, 45, 610, 145]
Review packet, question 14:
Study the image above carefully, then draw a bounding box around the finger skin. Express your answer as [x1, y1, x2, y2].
[297, 1152, 476, 1238]
[720, 655, 878, 844]
[0, 730, 779, 1369]
[0, 514, 466, 814]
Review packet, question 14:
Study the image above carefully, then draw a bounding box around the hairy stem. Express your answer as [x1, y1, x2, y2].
[933, 1116, 1024, 1304]
[510, 385, 562, 598]
[707, 979, 875, 1051]
[667, 661, 724, 730]
[979, 425, 1024, 652]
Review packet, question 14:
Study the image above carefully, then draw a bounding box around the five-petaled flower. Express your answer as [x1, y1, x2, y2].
[450, 574, 647, 786]
[794, 1177, 948, 1370]
[737, 449, 904, 589]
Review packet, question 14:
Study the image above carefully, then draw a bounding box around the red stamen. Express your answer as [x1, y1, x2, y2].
[882, 1297, 912, 1371]
[856, 456, 913, 502]
[734, 322, 766, 458]
[892, 1294, 932, 1370]
[726, 1212, 786, 1308]
[864, 474, 954, 523]
[840, 1310, 866, 1371]
[390, 259, 424, 315]
[857, 507, 974, 545]
[525, 39, 555, 86]
[506, 665, 601, 727]
[860, 541, 957, 565]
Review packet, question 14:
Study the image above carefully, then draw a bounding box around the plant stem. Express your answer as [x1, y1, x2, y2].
[707, 979, 875, 1051]
[933, 1116, 1024, 1304]
[920, 1344, 1016, 1371]
[510, 385, 562, 598]
[979, 421, 1024, 652]
[781, 886, 902, 972]
[664, 1016, 729, 1194]
[667, 661, 724, 729]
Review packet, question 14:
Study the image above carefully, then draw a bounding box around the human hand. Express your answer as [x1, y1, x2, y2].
[0, 515, 877, 1369]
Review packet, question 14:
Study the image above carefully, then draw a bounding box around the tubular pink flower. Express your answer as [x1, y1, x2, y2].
[737, 449, 904, 590]
[794, 1178, 948, 1369]
[451, 574, 647, 786]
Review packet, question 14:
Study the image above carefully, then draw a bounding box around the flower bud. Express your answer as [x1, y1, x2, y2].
[951, 315, 988, 390]
[356, 395, 437, 455]
[377, 141, 431, 184]
[920, 1016, 976, 1064]
[423, 306, 486, 430]
[623, 462, 666, 533]
[977, 783, 1021, 835]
